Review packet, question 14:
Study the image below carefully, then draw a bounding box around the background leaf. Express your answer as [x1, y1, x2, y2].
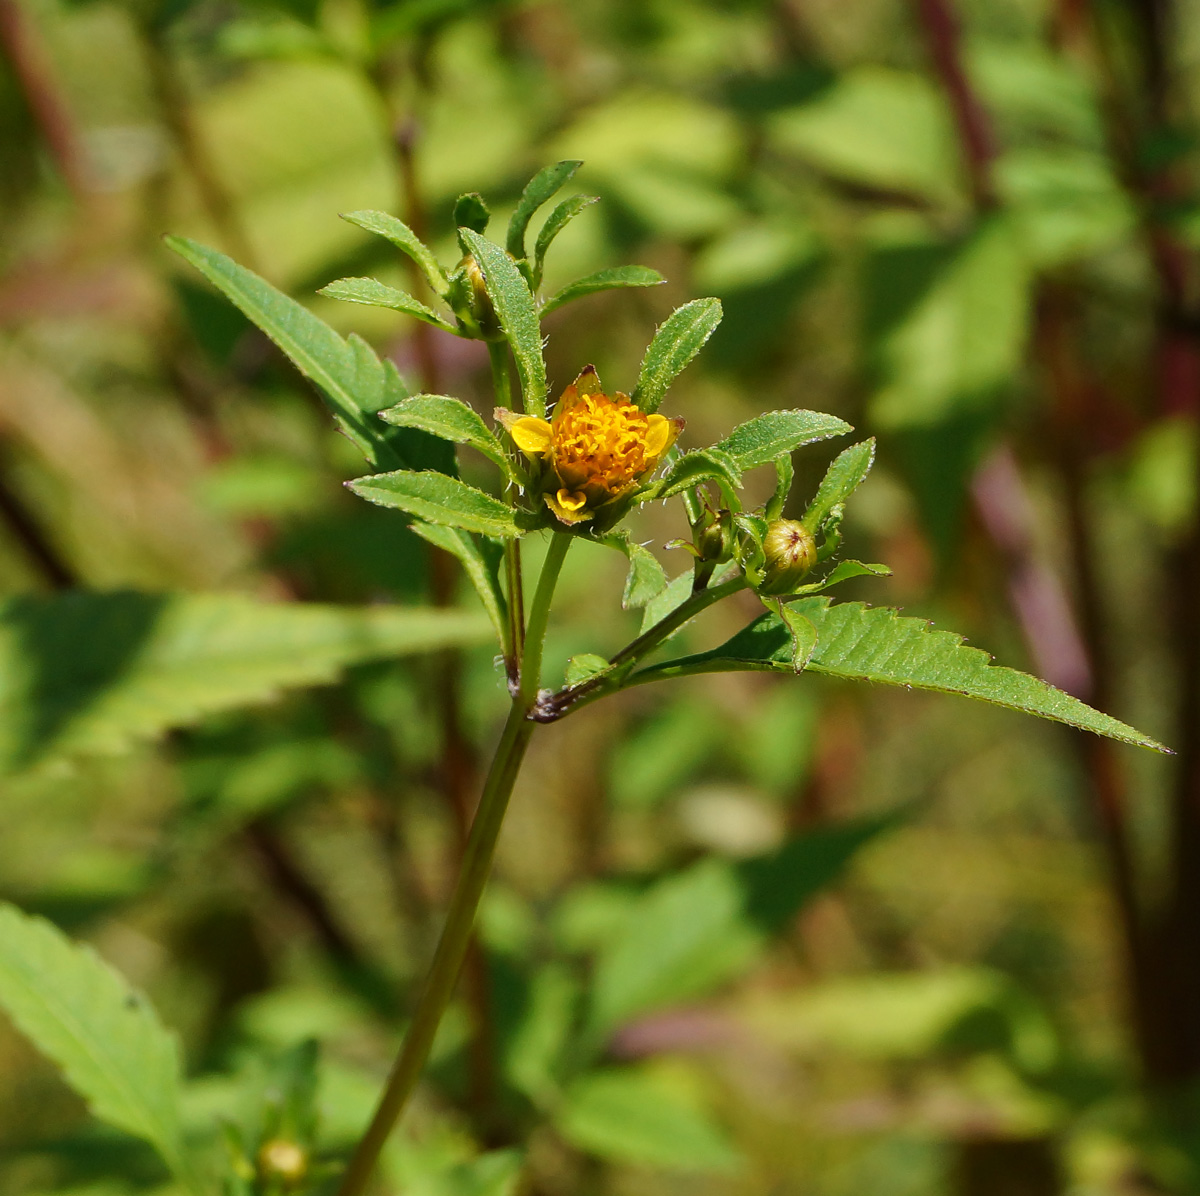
[0, 904, 197, 1190]
[0, 592, 492, 775]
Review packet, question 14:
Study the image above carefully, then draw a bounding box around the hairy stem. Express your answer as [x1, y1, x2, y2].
[335, 531, 571, 1196]
[491, 342, 526, 679]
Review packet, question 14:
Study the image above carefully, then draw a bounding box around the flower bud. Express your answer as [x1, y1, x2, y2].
[257, 1138, 308, 1189]
[693, 503, 732, 564]
[458, 254, 500, 337]
[759, 519, 817, 594]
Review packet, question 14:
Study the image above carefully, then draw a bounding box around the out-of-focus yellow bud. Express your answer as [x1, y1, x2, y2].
[257, 1138, 308, 1189]
[759, 519, 817, 594]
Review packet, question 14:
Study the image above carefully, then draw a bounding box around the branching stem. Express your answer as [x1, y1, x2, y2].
[335, 531, 571, 1196]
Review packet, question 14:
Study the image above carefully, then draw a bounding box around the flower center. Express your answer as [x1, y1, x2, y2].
[552, 393, 660, 495]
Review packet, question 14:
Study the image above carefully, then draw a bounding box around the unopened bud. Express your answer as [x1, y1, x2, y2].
[759, 519, 817, 594]
[459, 254, 500, 336]
[257, 1138, 308, 1189]
[693, 505, 732, 563]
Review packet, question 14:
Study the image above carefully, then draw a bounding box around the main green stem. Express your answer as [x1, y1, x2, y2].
[336, 531, 572, 1196]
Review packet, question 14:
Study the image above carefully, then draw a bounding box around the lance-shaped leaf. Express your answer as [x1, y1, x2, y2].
[802, 439, 876, 532]
[631, 599, 1169, 752]
[0, 904, 200, 1191]
[541, 266, 664, 317]
[715, 410, 853, 471]
[340, 210, 449, 297]
[459, 229, 548, 417]
[634, 298, 723, 414]
[381, 395, 511, 476]
[651, 446, 743, 501]
[319, 278, 458, 333]
[507, 160, 582, 259]
[349, 469, 522, 538]
[409, 521, 508, 648]
[0, 592, 494, 775]
[165, 237, 450, 473]
[535, 194, 598, 283]
[599, 531, 669, 609]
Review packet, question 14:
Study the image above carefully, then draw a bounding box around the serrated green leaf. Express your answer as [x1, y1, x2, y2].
[802, 439, 876, 531]
[319, 277, 457, 332]
[0, 904, 198, 1190]
[541, 266, 664, 316]
[166, 237, 438, 473]
[340, 210, 449, 297]
[652, 447, 743, 500]
[715, 409, 852, 470]
[408, 521, 508, 647]
[349, 469, 522, 538]
[534, 195, 598, 283]
[599, 532, 669, 609]
[380, 394, 511, 475]
[633, 599, 1169, 752]
[507, 160, 582, 259]
[769, 599, 817, 672]
[633, 298, 723, 414]
[0, 592, 492, 775]
[557, 1069, 741, 1174]
[459, 230, 548, 417]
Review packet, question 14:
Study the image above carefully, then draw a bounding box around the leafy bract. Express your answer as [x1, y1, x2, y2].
[634, 599, 1169, 752]
[557, 1070, 741, 1174]
[409, 522, 508, 647]
[507, 160, 581, 259]
[0, 904, 198, 1190]
[541, 266, 664, 316]
[166, 237, 448, 474]
[715, 409, 853, 471]
[652, 447, 742, 499]
[319, 277, 457, 332]
[634, 298, 723, 414]
[340, 209, 449, 297]
[599, 531, 669, 609]
[459, 229, 547, 417]
[0, 592, 492, 775]
[380, 394, 510, 474]
[534, 195, 598, 282]
[802, 439, 876, 530]
[349, 470, 522, 538]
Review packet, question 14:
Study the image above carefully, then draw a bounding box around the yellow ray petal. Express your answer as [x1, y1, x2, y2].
[509, 416, 553, 455]
[643, 413, 674, 459]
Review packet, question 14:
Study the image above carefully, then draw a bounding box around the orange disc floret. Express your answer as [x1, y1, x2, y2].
[504, 365, 681, 525]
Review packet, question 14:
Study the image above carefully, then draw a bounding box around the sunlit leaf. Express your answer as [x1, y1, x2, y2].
[599, 531, 669, 609]
[459, 229, 548, 418]
[541, 266, 664, 316]
[319, 277, 457, 332]
[340, 209, 449, 297]
[506, 160, 582, 259]
[651, 446, 742, 500]
[801, 439, 876, 530]
[380, 394, 511, 475]
[349, 470, 522, 538]
[633, 599, 1169, 751]
[166, 237, 451, 473]
[534, 194, 598, 283]
[715, 409, 852, 471]
[634, 298, 723, 414]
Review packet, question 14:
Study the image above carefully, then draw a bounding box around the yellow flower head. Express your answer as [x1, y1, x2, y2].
[501, 366, 682, 525]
